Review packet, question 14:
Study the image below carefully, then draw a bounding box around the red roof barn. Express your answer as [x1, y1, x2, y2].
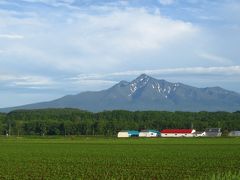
[161, 129, 196, 137]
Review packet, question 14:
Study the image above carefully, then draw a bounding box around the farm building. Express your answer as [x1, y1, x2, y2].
[161, 129, 196, 137]
[139, 130, 160, 137]
[205, 128, 222, 137]
[194, 131, 206, 137]
[117, 130, 139, 138]
[228, 131, 240, 137]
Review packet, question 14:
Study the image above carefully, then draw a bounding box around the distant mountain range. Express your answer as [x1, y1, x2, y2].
[1, 74, 240, 112]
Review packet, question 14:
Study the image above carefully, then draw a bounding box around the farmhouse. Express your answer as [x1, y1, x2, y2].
[161, 129, 196, 137]
[229, 131, 240, 137]
[205, 128, 222, 137]
[117, 130, 139, 138]
[139, 130, 160, 137]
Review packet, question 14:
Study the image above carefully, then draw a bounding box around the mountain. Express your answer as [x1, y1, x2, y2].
[1, 74, 240, 112]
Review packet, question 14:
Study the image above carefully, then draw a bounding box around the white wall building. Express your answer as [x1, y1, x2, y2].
[229, 131, 240, 137]
[205, 128, 222, 137]
[139, 130, 160, 137]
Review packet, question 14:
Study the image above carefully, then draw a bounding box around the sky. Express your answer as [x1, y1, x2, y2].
[0, 0, 240, 108]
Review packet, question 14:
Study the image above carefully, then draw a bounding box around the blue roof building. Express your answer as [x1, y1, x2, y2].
[117, 130, 139, 138]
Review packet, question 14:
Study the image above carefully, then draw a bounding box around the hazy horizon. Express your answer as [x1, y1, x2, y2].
[0, 0, 240, 108]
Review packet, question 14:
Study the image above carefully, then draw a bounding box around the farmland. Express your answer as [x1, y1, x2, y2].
[0, 137, 239, 179]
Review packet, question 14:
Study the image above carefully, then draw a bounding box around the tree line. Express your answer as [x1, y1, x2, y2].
[0, 109, 240, 136]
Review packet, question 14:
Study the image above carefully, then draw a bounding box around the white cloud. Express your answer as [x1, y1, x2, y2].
[71, 66, 240, 81]
[4, 66, 240, 91]
[18, 0, 78, 10]
[199, 52, 233, 65]
[159, 0, 175, 5]
[0, 5, 200, 74]
[0, 34, 24, 39]
[20, 0, 75, 5]
[0, 74, 54, 87]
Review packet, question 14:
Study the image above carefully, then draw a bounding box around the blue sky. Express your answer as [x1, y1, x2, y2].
[0, 0, 240, 107]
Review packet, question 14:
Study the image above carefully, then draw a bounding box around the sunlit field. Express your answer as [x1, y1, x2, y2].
[0, 137, 239, 179]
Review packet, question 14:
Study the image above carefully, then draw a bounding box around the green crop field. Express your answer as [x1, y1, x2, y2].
[0, 137, 239, 180]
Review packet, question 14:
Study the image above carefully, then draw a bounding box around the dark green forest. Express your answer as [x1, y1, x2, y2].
[0, 109, 240, 136]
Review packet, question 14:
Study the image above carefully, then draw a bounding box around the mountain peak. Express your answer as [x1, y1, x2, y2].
[136, 73, 152, 80]
[132, 73, 152, 84]
[127, 74, 154, 96]
[133, 74, 153, 83]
